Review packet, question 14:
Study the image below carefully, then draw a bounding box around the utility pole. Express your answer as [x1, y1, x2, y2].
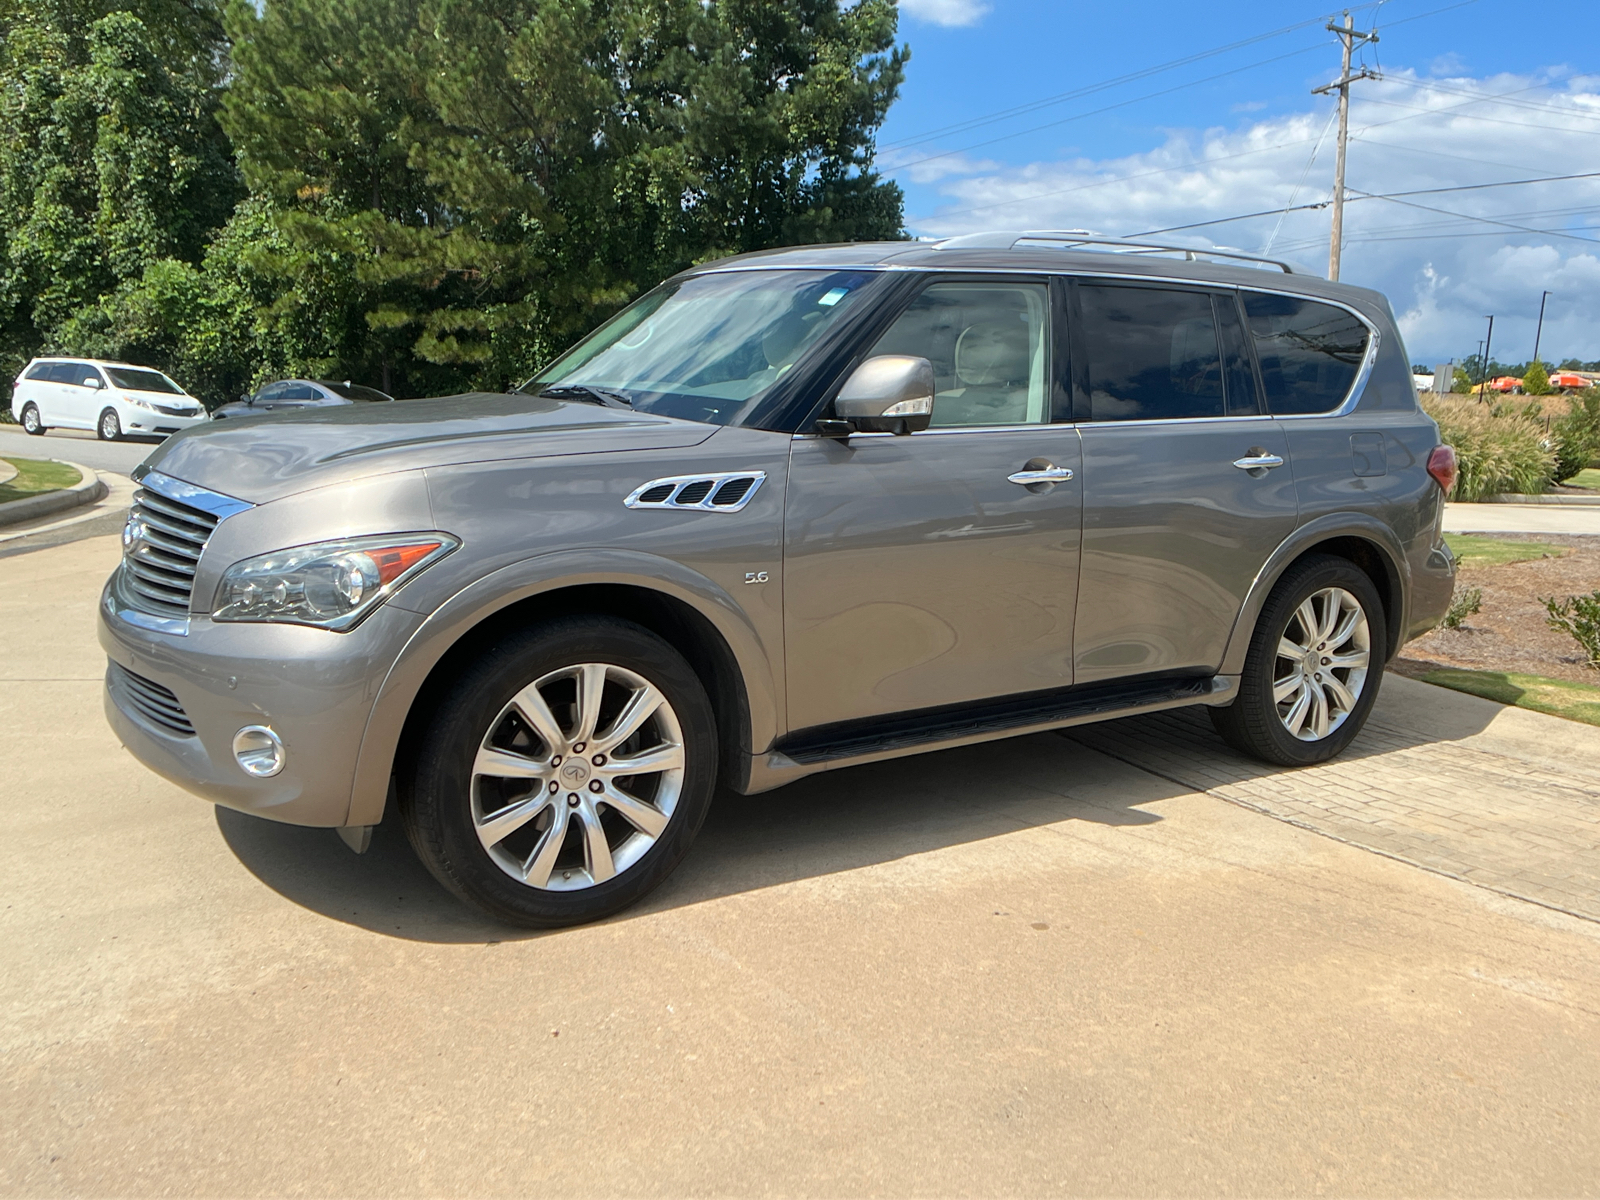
[1313, 11, 1378, 282]
[1478, 315, 1495, 401]
[1532, 290, 1552, 367]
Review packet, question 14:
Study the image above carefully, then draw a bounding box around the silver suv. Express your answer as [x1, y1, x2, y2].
[100, 232, 1458, 927]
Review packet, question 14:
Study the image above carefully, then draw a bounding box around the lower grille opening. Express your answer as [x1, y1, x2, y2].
[108, 661, 196, 737]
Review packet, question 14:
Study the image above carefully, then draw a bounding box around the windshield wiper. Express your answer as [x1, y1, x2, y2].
[538, 384, 632, 409]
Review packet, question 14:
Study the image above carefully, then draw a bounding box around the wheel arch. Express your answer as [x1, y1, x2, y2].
[1220, 515, 1409, 676]
[345, 553, 774, 828]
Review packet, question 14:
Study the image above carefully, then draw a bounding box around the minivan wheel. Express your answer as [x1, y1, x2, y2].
[97, 407, 122, 441]
[20, 403, 45, 435]
[399, 617, 718, 928]
[1209, 554, 1385, 767]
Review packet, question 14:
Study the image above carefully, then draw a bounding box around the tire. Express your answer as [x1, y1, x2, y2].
[20, 403, 46, 435]
[97, 407, 122, 441]
[1209, 554, 1386, 767]
[399, 616, 718, 927]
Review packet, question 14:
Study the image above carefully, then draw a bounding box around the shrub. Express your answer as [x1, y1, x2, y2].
[1544, 591, 1600, 668]
[1423, 396, 1555, 500]
[1440, 586, 1482, 630]
[1553, 389, 1600, 483]
[1522, 359, 1552, 395]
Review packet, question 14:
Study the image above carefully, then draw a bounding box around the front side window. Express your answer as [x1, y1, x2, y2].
[1242, 292, 1370, 415]
[105, 366, 182, 394]
[524, 269, 879, 426]
[866, 281, 1051, 427]
[1079, 284, 1250, 421]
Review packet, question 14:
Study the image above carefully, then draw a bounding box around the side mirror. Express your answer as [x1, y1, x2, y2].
[85, 376, 103, 389]
[827, 355, 935, 436]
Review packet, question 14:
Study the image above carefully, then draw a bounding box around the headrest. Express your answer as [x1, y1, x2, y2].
[954, 320, 1029, 386]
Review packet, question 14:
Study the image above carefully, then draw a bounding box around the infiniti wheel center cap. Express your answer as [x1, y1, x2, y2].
[560, 758, 592, 787]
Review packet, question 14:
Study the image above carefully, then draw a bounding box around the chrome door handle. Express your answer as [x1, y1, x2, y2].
[1232, 453, 1284, 471]
[1007, 466, 1074, 485]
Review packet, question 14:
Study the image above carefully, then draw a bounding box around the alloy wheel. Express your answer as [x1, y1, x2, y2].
[22, 405, 40, 433]
[470, 662, 685, 890]
[1272, 586, 1371, 741]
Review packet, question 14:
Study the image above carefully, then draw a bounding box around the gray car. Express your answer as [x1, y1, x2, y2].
[99, 232, 1458, 927]
[209, 378, 396, 420]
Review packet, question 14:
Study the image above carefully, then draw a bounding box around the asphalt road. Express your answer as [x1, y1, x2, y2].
[5, 533, 1600, 1196]
[0, 425, 161, 476]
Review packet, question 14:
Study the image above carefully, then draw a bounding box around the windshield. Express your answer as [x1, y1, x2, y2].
[105, 366, 184, 395]
[521, 269, 879, 425]
[323, 382, 393, 402]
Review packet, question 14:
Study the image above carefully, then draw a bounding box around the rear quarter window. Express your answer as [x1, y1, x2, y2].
[1242, 293, 1370, 415]
[24, 362, 53, 381]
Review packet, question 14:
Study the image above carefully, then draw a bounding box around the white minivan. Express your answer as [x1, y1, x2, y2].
[11, 357, 208, 441]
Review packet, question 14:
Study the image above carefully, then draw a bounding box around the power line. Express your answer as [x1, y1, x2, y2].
[1348, 188, 1600, 244]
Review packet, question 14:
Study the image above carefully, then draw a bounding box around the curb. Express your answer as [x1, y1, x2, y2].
[0, 461, 108, 528]
[1477, 492, 1600, 507]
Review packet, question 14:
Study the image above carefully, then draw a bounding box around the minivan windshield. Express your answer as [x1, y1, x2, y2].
[105, 366, 183, 395]
[520, 269, 879, 426]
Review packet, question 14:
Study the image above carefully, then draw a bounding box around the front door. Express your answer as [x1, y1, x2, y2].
[1069, 280, 1299, 684]
[783, 278, 1084, 732]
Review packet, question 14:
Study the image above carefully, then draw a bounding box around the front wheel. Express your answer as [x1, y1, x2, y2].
[1210, 554, 1385, 766]
[399, 617, 718, 927]
[97, 407, 122, 441]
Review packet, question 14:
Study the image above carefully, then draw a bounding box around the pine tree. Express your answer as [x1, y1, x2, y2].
[1523, 359, 1552, 396]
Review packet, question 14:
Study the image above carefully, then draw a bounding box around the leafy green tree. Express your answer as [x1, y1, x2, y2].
[1523, 359, 1552, 396]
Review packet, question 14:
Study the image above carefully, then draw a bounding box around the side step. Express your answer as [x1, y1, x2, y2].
[775, 674, 1231, 767]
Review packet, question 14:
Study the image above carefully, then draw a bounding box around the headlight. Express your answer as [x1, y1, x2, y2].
[126, 396, 154, 410]
[212, 534, 458, 630]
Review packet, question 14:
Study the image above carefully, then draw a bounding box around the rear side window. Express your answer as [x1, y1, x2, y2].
[44, 363, 81, 384]
[1242, 293, 1370, 415]
[24, 362, 53, 380]
[1079, 284, 1255, 420]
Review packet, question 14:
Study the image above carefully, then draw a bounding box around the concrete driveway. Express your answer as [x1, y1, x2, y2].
[5, 535, 1600, 1196]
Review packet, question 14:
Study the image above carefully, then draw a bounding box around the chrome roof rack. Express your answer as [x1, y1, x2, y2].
[931, 229, 1296, 274]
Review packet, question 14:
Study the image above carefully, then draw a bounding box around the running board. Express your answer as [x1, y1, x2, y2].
[744, 673, 1237, 792]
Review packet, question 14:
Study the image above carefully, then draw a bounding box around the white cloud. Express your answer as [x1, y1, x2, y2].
[899, 0, 992, 28]
[900, 71, 1600, 362]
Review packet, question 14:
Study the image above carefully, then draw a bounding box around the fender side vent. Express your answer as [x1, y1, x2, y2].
[625, 471, 767, 513]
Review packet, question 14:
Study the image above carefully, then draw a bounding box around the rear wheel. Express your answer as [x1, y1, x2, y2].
[1210, 554, 1385, 766]
[399, 616, 718, 927]
[97, 407, 122, 441]
[20, 403, 45, 435]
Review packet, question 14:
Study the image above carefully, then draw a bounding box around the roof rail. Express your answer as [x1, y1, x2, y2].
[931, 230, 1296, 274]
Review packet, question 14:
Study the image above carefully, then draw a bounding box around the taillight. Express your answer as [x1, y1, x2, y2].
[1427, 445, 1457, 494]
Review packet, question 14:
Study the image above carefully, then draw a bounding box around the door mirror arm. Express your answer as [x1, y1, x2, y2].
[829, 355, 936, 436]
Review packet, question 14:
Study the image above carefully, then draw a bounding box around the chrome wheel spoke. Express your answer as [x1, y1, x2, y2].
[476, 793, 552, 849]
[1328, 648, 1368, 671]
[509, 684, 566, 751]
[522, 803, 570, 887]
[579, 806, 615, 883]
[1273, 673, 1304, 704]
[1324, 673, 1358, 714]
[1295, 599, 1320, 645]
[1308, 683, 1331, 739]
[1283, 687, 1312, 736]
[594, 682, 665, 753]
[1328, 604, 1362, 649]
[600, 783, 669, 838]
[1315, 590, 1342, 643]
[473, 745, 550, 780]
[607, 742, 684, 776]
[1278, 636, 1306, 661]
[573, 664, 609, 745]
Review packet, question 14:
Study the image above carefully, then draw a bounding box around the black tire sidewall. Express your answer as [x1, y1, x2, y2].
[1223, 555, 1387, 766]
[98, 408, 120, 441]
[22, 404, 43, 434]
[400, 616, 718, 927]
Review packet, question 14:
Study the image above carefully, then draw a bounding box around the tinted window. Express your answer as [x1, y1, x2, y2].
[1080, 285, 1227, 421]
[1242, 292, 1370, 415]
[253, 382, 288, 402]
[105, 366, 182, 394]
[868, 281, 1051, 427]
[44, 362, 84, 384]
[322, 382, 392, 402]
[280, 383, 319, 401]
[24, 362, 52, 380]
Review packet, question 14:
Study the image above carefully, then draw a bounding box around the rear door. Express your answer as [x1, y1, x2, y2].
[1071, 280, 1298, 685]
[783, 276, 1084, 732]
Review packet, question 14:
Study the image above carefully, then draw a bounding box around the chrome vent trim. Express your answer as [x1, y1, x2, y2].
[107, 661, 196, 738]
[624, 471, 766, 513]
[116, 471, 252, 634]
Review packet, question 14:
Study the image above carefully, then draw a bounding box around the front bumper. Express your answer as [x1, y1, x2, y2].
[99, 580, 424, 827]
[123, 410, 208, 437]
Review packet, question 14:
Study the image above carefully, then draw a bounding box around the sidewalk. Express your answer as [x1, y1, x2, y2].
[1444, 501, 1600, 534]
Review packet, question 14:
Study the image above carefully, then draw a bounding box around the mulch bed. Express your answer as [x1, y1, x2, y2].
[1393, 533, 1600, 686]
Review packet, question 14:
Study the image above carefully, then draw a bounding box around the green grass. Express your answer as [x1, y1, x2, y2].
[1442, 534, 1570, 567]
[0, 456, 82, 506]
[1420, 668, 1600, 728]
[1564, 467, 1600, 491]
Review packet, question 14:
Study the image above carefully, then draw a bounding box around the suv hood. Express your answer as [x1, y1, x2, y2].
[143, 392, 719, 503]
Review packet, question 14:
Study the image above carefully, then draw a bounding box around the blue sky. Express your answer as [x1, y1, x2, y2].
[879, 0, 1600, 366]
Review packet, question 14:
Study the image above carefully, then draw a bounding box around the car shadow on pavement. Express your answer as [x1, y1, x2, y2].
[217, 728, 1180, 943]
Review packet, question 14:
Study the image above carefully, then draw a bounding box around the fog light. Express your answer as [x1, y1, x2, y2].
[232, 725, 285, 778]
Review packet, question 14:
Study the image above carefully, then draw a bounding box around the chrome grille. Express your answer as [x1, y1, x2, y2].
[624, 471, 767, 513]
[122, 487, 218, 617]
[107, 662, 195, 737]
